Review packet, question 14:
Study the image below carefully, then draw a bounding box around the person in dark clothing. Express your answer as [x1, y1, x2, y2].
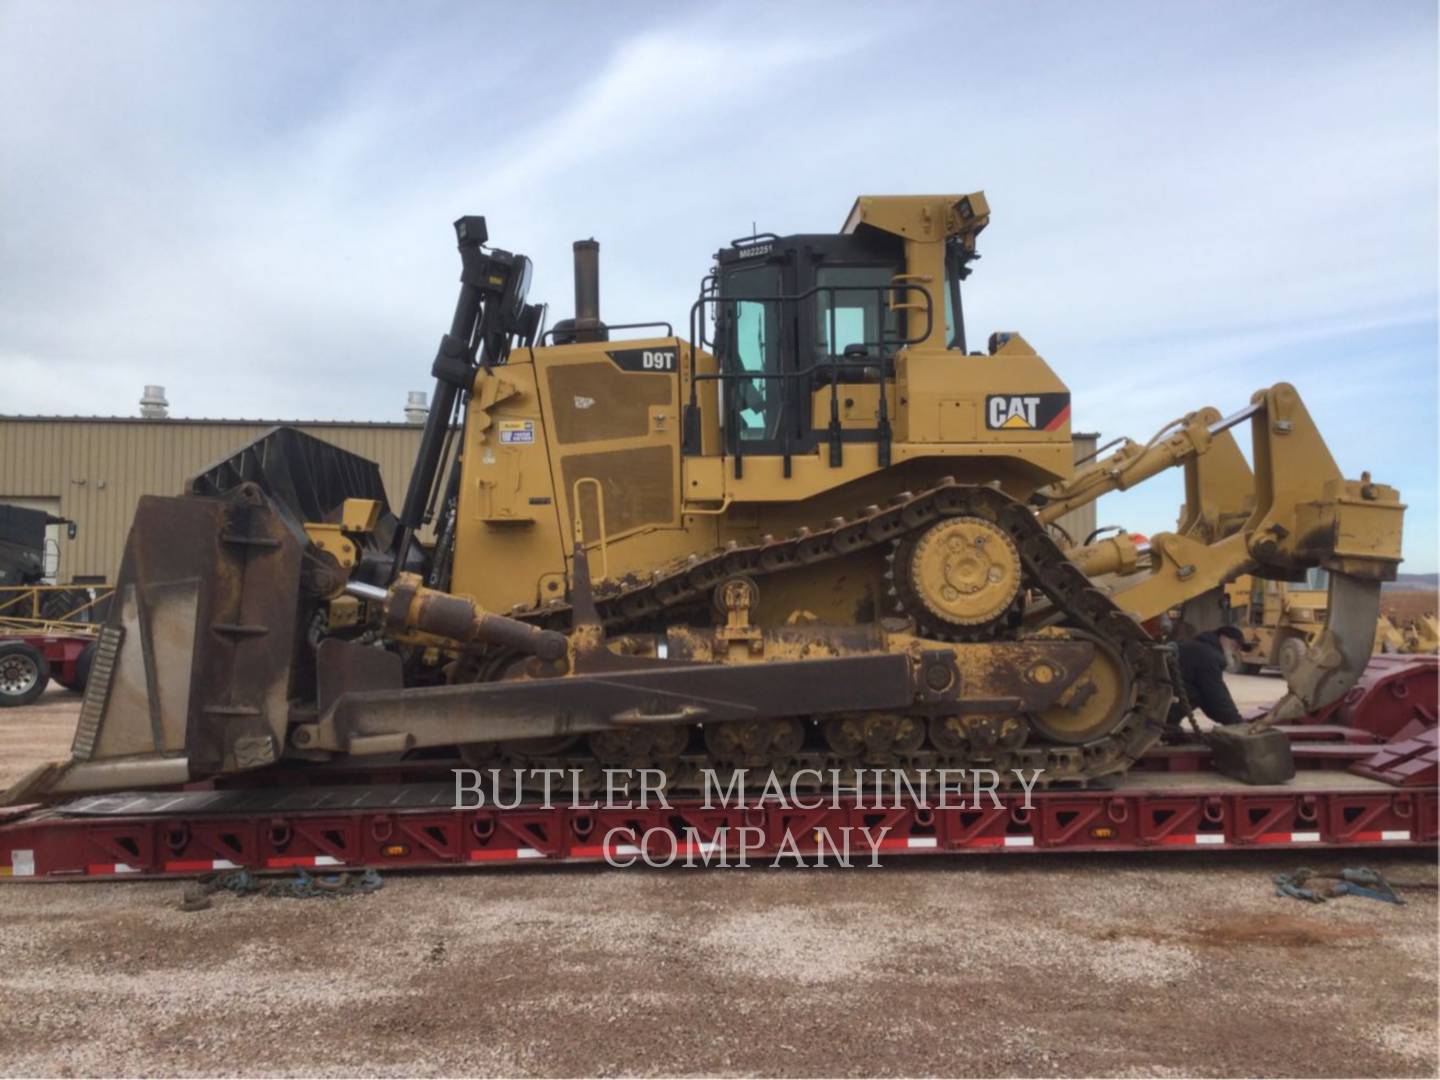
[1169, 625, 1248, 732]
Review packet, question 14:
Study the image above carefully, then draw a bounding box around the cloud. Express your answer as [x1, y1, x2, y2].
[0, 0, 1434, 565]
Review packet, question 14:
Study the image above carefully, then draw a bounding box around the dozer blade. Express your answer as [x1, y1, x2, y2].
[2, 489, 311, 808]
[1, 427, 398, 808]
[1263, 571, 1384, 724]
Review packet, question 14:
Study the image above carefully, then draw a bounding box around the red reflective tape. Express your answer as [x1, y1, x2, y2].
[966, 836, 1006, 848]
[676, 841, 721, 857]
[266, 855, 345, 869]
[467, 847, 545, 862]
[1158, 834, 1226, 846]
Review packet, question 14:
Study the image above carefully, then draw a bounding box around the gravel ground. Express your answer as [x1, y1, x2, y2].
[0, 680, 1436, 1078]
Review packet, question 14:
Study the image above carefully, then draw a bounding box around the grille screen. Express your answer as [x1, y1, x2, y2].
[561, 445, 675, 540]
[547, 362, 671, 444]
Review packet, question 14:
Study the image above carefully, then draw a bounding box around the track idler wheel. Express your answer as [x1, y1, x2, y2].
[1028, 632, 1132, 744]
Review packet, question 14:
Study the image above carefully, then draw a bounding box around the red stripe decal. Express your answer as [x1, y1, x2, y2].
[1043, 403, 1071, 431]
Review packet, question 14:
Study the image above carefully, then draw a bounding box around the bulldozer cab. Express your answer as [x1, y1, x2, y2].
[685, 193, 997, 475]
[701, 227, 910, 457]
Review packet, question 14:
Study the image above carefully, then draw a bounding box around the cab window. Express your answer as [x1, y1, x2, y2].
[815, 265, 895, 360]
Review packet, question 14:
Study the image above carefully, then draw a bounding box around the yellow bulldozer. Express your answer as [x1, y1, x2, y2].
[1223, 571, 1346, 674]
[4, 193, 1406, 805]
[1222, 573, 1436, 673]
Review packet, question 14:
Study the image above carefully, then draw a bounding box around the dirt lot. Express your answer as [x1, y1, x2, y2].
[0, 682, 1436, 1078]
[1383, 588, 1439, 624]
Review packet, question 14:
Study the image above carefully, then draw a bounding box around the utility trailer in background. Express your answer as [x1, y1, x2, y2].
[0, 633, 94, 706]
[2, 658, 1434, 881]
[0, 503, 112, 705]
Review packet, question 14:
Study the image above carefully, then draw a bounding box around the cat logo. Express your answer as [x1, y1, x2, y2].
[985, 393, 1071, 431]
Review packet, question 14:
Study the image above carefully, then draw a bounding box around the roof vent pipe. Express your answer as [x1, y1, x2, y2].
[404, 391, 429, 424]
[139, 385, 169, 419]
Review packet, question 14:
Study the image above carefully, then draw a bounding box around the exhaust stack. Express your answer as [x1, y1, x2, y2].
[551, 238, 608, 344]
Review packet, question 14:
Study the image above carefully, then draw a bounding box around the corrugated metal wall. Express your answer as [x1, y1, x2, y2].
[0, 418, 426, 581]
[0, 417, 1104, 583]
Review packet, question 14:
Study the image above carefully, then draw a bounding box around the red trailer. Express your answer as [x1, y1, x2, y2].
[0, 633, 95, 706]
[1, 658, 1434, 881]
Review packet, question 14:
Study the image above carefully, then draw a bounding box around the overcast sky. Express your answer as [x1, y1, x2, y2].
[2, 1, 1436, 568]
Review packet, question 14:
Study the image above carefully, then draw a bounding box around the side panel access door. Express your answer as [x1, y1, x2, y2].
[534, 339, 687, 582]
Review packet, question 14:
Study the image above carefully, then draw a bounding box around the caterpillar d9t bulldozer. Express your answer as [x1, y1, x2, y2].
[4, 194, 1406, 805]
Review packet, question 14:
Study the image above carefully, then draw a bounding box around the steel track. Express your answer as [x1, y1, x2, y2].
[476, 480, 1176, 787]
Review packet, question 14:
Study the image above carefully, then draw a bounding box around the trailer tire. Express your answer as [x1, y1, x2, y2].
[0, 641, 50, 706]
[57, 641, 96, 693]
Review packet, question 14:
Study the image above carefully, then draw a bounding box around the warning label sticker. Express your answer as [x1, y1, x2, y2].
[498, 420, 535, 445]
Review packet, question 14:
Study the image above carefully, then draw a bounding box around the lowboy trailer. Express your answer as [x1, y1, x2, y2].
[2, 658, 1434, 880]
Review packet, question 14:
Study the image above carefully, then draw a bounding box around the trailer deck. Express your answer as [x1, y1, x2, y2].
[2, 751, 1433, 880]
[4, 656, 1435, 881]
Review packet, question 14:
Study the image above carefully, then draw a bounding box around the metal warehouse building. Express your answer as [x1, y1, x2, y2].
[0, 413, 428, 583]
[1, 404, 1098, 584]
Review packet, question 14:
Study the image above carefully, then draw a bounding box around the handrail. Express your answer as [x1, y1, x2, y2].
[539, 321, 675, 345]
[570, 478, 610, 580]
[684, 282, 931, 476]
[687, 282, 935, 364]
